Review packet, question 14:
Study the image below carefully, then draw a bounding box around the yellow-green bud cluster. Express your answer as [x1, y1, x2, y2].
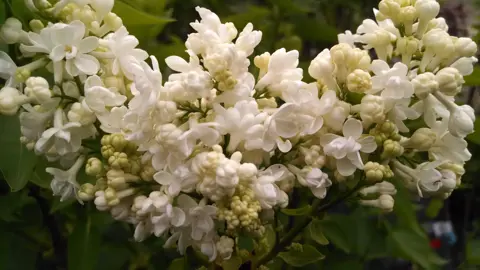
[214, 70, 237, 91]
[381, 139, 404, 159]
[364, 162, 394, 183]
[217, 184, 263, 235]
[369, 121, 401, 146]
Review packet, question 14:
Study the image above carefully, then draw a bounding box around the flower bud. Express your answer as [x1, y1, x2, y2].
[104, 13, 123, 31]
[90, 0, 114, 17]
[382, 139, 404, 159]
[449, 105, 474, 138]
[85, 157, 103, 176]
[378, 194, 395, 212]
[415, 0, 440, 37]
[78, 183, 96, 201]
[29, 19, 44, 33]
[0, 87, 26, 115]
[216, 236, 234, 260]
[108, 152, 130, 170]
[455, 37, 477, 58]
[364, 162, 384, 183]
[25, 77, 52, 104]
[358, 95, 385, 127]
[67, 102, 96, 125]
[110, 133, 128, 152]
[436, 67, 464, 96]
[412, 72, 438, 99]
[379, 0, 401, 23]
[404, 128, 437, 151]
[451, 56, 478, 76]
[439, 170, 457, 193]
[347, 69, 372, 93]
[0, 18, 23, 44]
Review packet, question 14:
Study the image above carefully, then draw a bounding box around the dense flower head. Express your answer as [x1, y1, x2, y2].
[0, 0, 476, 265]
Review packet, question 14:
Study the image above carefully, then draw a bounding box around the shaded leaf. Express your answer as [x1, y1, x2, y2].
[68, 214, 102, 270]
[113, 0, 173, 26]
[278, 244, 324, 267]
[464, 67, 480, 86]
[425, 198, 444, 219]
[318, 216, 351, 253]
[281, 205, 311, 216]
[309, 220, 329, 245]
[222, 255, 243, 270]
[168, 258, 185, 270]
[467, 239, 480, 265]
[0, 115, 38, 192]
[388, 228, 447, 270]
[95, 244, 130, 270]
[0, 226, 38, 270]
[237, 235, 255, 252]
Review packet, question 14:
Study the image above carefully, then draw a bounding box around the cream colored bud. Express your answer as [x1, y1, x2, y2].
[412, 72, 438, 99]
[24, 77, 51, 104]
[0, 87, 27, 116]
[382, 139, 404, 159]
[29, 19, 44, 33]
[86, 157, 103, 176]
[0, 18, 24, 44]
[436, 67, 464, 96]
[347, 69, 372, 93]
[78, 183, 96, 201]
[455, 37, 478, 58]
[364, 162, 384, 183]
[104, 12, 123, 31]
[378, 194, 395, 211]
[405, 128, 437, 151]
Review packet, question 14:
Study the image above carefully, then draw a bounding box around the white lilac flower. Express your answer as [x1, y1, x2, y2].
[370, 60, 414, 100]
[103, 26, 149, 80]
[153, 165, 198, 197]
[151, 203, 186, 237]
[213, 100, 267, 152]
[0, 51, 17, 87]
[35, 108, 83, 156]
[254, 165, 290, 209]
[255, 48, 303, 95]
[320, 118, 377, 176]
[177, 195, 217, 241]
[82, 75, 127, 114]
[46, 155, 86, 202]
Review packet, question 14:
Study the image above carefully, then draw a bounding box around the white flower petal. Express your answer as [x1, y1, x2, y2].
[342, 118, 363, 139]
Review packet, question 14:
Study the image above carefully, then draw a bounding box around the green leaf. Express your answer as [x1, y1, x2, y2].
[95, 244, 130, 270]
[113, 0, 173, 26]
[318, 217, 351, 253]
[467, 239, 480, 265]
[222, 255, 243, 270]
[30, 158, 52, 189]
[168, 258, 185, 270]
[0, 226, 38, 270]
[467, 119, 480, 145]
[425, 198, 444, 219]
[0, 190, 33, 222]
[225, 6, 270, 29]
[464, 67, 480, 86]
[68, 213, 102, 270]
[308, 220, 329, 245]
[237, 235, 255, 252]
[281, 205, 311, 216]
[388, 228, 447, 270]
[278, 244, 325, 267]
[50, 198, 75, 214]
[0, 115, 38, 192]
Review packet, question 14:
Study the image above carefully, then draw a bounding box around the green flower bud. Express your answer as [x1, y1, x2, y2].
[101, 145, 115, 159]
[101, 134, 112, 146]
[364, 162, 384, 183]
[78, 183, 96, 201]
[382, 139, 404, 159]
[404, 128, 437, 151]
[108, 152, 129, 170]
[110, 134, 128, 152]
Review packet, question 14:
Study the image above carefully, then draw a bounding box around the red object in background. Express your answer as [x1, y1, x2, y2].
[430, 238, 442, 249]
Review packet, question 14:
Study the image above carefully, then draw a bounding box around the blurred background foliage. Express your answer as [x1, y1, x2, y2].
[1, 0, 480, 269]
